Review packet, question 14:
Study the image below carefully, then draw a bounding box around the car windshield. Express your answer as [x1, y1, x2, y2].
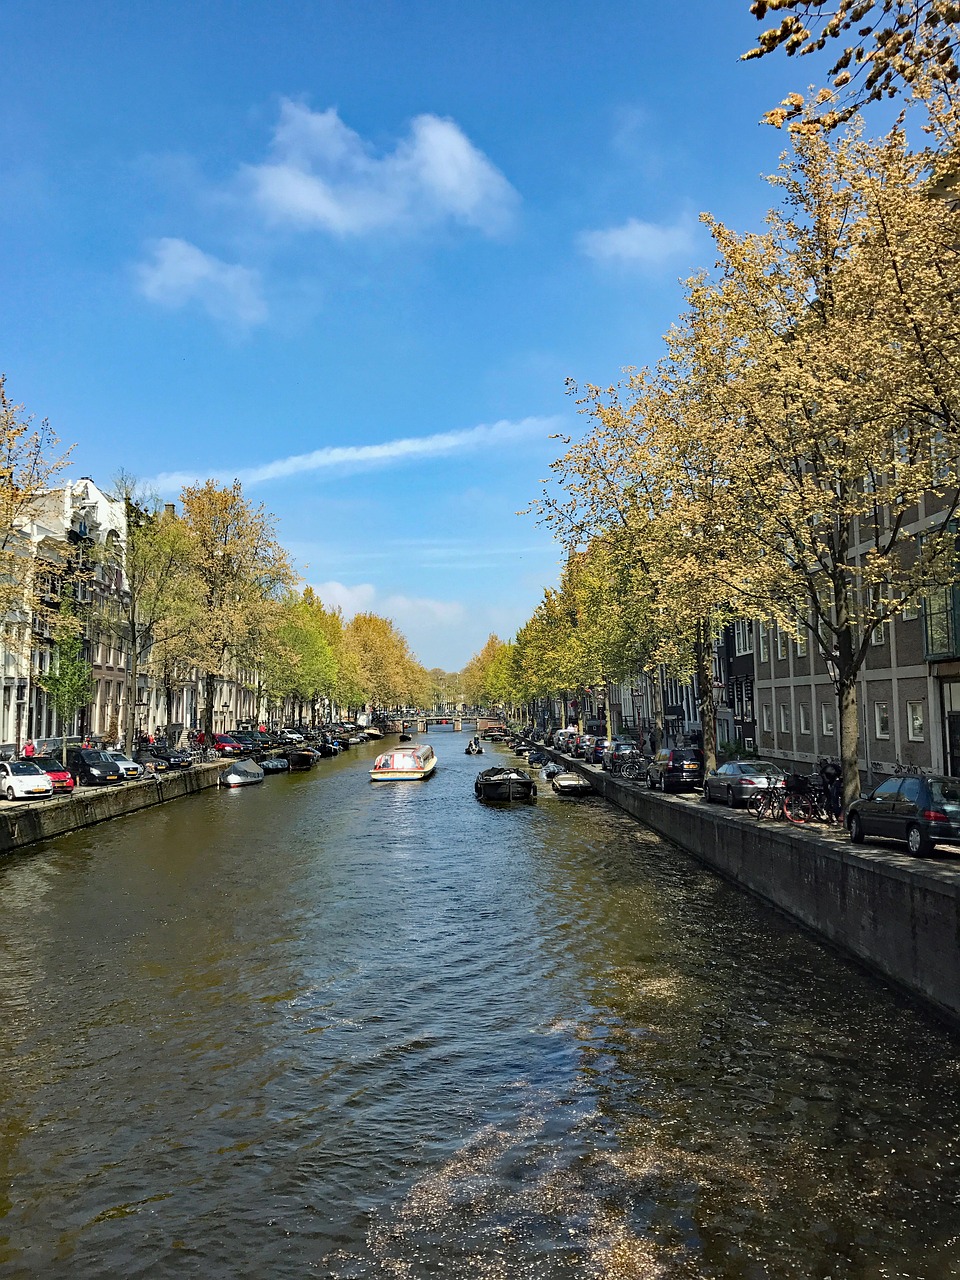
[9, 762, 42, 776]
[31, 757, 63, 770]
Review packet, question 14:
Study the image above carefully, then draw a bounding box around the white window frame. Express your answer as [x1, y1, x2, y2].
[796, 628, 808, 658]
[758, 626, 769, 662]
[821, 702, 835, 735]
[907, 700, 925, 742]
[776, 626, 786, 661]
[798, 702, 811, 734]
[762, 703, 772, 732]
[779, 703, 790, 733]
[734, 620, 753, 656]
[874, 701, 890, 740]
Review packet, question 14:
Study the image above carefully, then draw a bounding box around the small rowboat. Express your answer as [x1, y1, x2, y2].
[474, 767, 536, 803]
[551, 771, 593, 797]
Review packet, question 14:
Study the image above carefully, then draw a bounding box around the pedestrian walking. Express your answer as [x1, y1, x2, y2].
[819, 756, 842, 823]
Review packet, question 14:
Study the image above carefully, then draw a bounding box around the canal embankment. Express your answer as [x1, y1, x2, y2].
[0, 761, 224, 855]
[554, 752, 960, 1031]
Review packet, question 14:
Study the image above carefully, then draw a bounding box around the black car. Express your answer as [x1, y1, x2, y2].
[66, 748, 123, 786]
[646, 747, 705, 793]
[133, 749, 170, 774]
[151, 743, 193, 768]
[847, 773, 960, 856]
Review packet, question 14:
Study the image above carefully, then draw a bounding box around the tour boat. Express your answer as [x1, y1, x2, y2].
[474, 766, 537, 803]
[370, 744, 437, 781]
[550, 771, 593, 798]
[219, 758, 264, 788]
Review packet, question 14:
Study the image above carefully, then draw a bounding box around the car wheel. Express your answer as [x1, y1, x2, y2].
[5, 786, 15, 801]
[702, 784, 711, 803]
[906, 824, 932, 857]
[849, 813, 864, 843]
[647, 773, 656, 790]
[726, 786, 736, 808]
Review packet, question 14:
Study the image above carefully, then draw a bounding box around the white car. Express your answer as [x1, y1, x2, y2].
[279, 729, 304, 743]
[107, 750, 145, 780]
[0, 760, 54, 801]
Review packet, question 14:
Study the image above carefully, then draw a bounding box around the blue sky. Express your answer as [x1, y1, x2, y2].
[1, 1, 810, 668]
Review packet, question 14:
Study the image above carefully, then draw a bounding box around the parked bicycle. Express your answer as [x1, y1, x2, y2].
[747, 785, 785, 820]
[619, 755, 649, 781]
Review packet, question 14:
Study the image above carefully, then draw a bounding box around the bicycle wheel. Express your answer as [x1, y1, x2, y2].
[767, 789, 785, 820]
[783, 793, 813, 824]
[621, 760, 640, 781]
[746, 793, 766, 819]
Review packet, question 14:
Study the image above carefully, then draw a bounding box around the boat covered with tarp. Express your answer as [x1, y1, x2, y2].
[219, 758, 264, 788]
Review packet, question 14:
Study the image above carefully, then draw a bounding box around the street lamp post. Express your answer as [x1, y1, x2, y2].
[14, 679, 27, 757]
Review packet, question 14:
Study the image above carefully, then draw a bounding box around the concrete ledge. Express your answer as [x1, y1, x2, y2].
[0, 763, 224, 854]
[552, 752, 960, 1031]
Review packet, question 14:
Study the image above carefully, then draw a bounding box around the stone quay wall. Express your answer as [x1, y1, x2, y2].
[0, 762, 224, 856]
[558, 755, 960, 1032]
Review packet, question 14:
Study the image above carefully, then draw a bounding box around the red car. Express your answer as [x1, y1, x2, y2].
[194, 733, 245, 755]
[29, 755, 75, 794]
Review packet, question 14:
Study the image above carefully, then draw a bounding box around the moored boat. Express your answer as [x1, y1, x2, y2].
[474, 766, 537, 803]
[370, 744, 437, 781]
[550, 771, 593, 797]
[260, 756, 289, 773]
[219, 758, 265, 788]
[285, 749, 316, 771]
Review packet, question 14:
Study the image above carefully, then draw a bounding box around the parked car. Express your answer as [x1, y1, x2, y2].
[703, 760, 785, 807]
[151, 744, 193, 769]
[646, 747, 705, 793]
[573, 733, 595, 759]
[29, 754, 76, 794]
[0, 760, 54, 801]
[133, 749, 170, 774]
[552, 729, 575, 753]
[602, 740, 641, 771]
[106, 750, 145, 780]
[279, 728, 304, 743]
[66, 748, 123, 787]
[587, 736, 611, 764]
[847, 773, 960, 856]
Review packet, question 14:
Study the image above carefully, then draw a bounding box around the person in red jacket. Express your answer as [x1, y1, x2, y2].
[22, 740, 35, 757]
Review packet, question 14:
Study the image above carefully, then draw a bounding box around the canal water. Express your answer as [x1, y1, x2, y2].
[0, 735, 958, 1279]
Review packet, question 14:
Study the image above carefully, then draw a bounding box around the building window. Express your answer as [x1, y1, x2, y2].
[874, 702, 890, 739]
[779, 704, 790, 733]
[796, 628, 808, 658]
[821, 702, 835, 735]
[901, 601, 919, 622]
[870, 620, 887, 646]
[776, 627, 786, 661]
[758, 626, 769, 662]
[762, 703, 772, 732]
[907, 700, 925, 742]
[734, 620, 753, 656]
[799, 702, 811, 734]
[924, 586, 957, 660]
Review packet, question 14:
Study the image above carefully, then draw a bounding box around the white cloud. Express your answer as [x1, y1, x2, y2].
[312, 581, 465, 629]
[149, 415, 560, 493]
[243, 100, 518, 236]
[311, 581, 377, 617]
[579, 215, 696, 267]
[137, 237, 266, 325]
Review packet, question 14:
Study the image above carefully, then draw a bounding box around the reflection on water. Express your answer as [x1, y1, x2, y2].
[0, 738, 958, 1278]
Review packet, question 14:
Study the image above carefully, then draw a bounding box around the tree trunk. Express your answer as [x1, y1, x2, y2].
[203, 671, 217, 743]
[695, 629, 718, 773]
[651, 670, 664, 751]
[124, 617, 138, 756]
[838, 677, 861, 813]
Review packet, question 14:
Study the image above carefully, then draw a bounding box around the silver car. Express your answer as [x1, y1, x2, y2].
[702, 760, 785, 807]
[107, 750, 145, 780]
